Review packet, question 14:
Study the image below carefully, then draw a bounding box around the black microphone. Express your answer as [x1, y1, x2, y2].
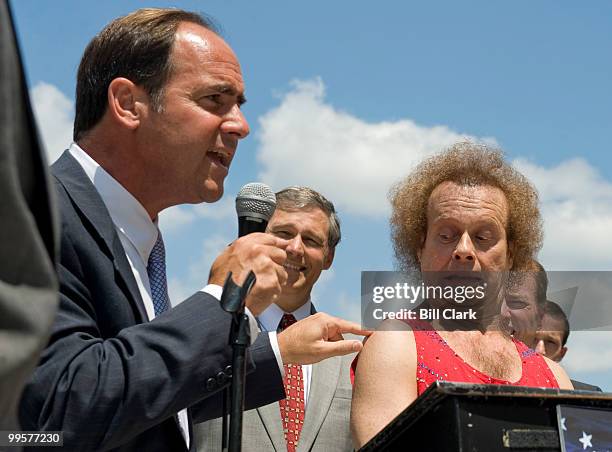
[235, 183, 276, 237]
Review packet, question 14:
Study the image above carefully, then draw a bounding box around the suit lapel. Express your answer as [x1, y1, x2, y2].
[297, 355, 342, 452]
[52, 151, 148, 322]
[256, 402, 287, 451]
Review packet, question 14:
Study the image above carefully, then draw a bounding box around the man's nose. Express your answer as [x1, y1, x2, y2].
[535, 339, 546, 355]
[286, 235, 304, 258]
[452, 231, 476, 263]
[221, 104, 250, 139]
[500, 301, 511, 318]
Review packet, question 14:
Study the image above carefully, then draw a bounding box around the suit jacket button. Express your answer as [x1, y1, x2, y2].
[216, 371, 227, 385]
[206, 377, 217, 391]
[224, 365, 232, 377]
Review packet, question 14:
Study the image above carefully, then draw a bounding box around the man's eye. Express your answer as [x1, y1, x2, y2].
[305, 238, 322, 247]
[201, 94, 223, 105]
[507, 299, 528, 310]
[272, 230, 292, 239]
[439, 233, 453, 242]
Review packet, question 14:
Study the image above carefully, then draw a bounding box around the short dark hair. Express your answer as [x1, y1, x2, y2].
[74, 8, 218, 141]
[543, 300, 570, 346]
[275, 186, 341, 249]
[508, 259, 549, 310]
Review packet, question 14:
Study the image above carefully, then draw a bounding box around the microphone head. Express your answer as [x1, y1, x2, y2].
[235, 182, 276, 222]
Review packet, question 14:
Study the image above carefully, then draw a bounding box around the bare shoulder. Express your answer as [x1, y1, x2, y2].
[351, 319, 418, 448]
[542, 356, 574, 390]
[358, 319, 416, 368]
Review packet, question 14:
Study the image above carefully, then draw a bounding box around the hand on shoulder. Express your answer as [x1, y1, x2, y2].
[277, 312, 370, 365]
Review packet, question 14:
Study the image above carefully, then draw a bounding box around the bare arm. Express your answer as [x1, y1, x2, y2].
[544, 356, 574, 390]
[350, 321, 417, 449]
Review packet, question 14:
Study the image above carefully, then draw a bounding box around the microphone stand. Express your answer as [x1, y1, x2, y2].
[220, 271, 256, 452]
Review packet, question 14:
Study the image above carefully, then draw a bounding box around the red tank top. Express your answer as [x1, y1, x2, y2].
[350, 321, 559, 392]
[411, 321, 559, 394]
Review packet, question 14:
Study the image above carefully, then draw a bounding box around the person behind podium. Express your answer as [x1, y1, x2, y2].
[534, 300, 568, 362]
[351, 143, 573, 448]
[535, 301, 602, 391]
[500, 260, 548, 348]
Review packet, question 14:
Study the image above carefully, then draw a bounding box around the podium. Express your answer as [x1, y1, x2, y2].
[360, 382, 612, 451]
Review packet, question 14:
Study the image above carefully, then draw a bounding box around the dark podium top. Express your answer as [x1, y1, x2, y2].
[360, 382, 612, 452]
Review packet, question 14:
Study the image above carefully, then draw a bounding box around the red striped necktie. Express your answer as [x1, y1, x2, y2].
[278, 314, 305, 452]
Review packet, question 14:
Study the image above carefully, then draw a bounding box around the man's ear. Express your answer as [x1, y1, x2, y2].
[557, 346, 568, 362]
[323, 247, 335, 270]
[107, 77, 147, 131]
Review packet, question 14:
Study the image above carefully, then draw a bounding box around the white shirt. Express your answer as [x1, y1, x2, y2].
[258, 300, 313, 407]
[69, 144, 193, 446]
[70, 144, 287, 447]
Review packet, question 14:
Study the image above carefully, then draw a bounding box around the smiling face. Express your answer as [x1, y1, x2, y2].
[140, 22, 249, 207]
[266, 207, 334, 311]
[418, 182, 513, 311]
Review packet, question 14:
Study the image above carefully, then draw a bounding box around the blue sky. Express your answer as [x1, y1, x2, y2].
[11, 1, 612, 390]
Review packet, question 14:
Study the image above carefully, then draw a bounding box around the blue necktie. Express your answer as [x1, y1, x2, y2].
[148, 232, 171, 316]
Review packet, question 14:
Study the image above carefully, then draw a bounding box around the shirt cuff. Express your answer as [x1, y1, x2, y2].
[201, 284, 259, 345]
[268, 331, 285, 377]
[202, 284, 223, 300]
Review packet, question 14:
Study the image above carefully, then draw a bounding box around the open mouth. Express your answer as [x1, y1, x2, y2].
[283, 262, 306, 272]
[441, 273, 485, 286]
[207, 149, 231, 169]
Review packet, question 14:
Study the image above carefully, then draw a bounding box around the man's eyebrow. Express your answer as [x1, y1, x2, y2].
[268, 222, 294, 230]
[209, 84, 247, 106]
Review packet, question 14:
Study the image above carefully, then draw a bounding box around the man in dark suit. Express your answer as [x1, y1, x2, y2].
[197, 187, 354, 452]
[0, 0, 59, 431]
[19, 9, 366, 451]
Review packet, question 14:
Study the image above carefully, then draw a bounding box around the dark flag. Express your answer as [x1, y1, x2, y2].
[558, 405, 612, 452]
[0, 0, 58, 430]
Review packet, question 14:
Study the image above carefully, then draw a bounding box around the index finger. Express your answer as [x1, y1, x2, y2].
[262, 233, 291, 249]
[328, 316, 372, 337]
[241, 232, 290, 248]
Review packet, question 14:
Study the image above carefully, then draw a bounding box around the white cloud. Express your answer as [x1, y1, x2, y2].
[30, 82, 73, 164]
[167, 233, 232, 305]
[334, 292, 362, 325]
[514, 158, 612, 269]
[191, 196, 236, 221]
[257, 79, 612, 269]
[160, 195, 237, 234]
[562, 331, 612, 373]
[159, 206, 197, 233]
[159, 193, 238, 233]
[257, 78, 496, 217]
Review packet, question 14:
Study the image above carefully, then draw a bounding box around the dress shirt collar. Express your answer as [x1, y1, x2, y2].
[69, 143, 158, 263]
[258, 298, 312, 332]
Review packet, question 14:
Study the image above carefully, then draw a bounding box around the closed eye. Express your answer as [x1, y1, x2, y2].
[506, 299, 529, 310]
[438, 233, 455, 243]
[271, 230, 293, 239]
[305, 237, 323, 247]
